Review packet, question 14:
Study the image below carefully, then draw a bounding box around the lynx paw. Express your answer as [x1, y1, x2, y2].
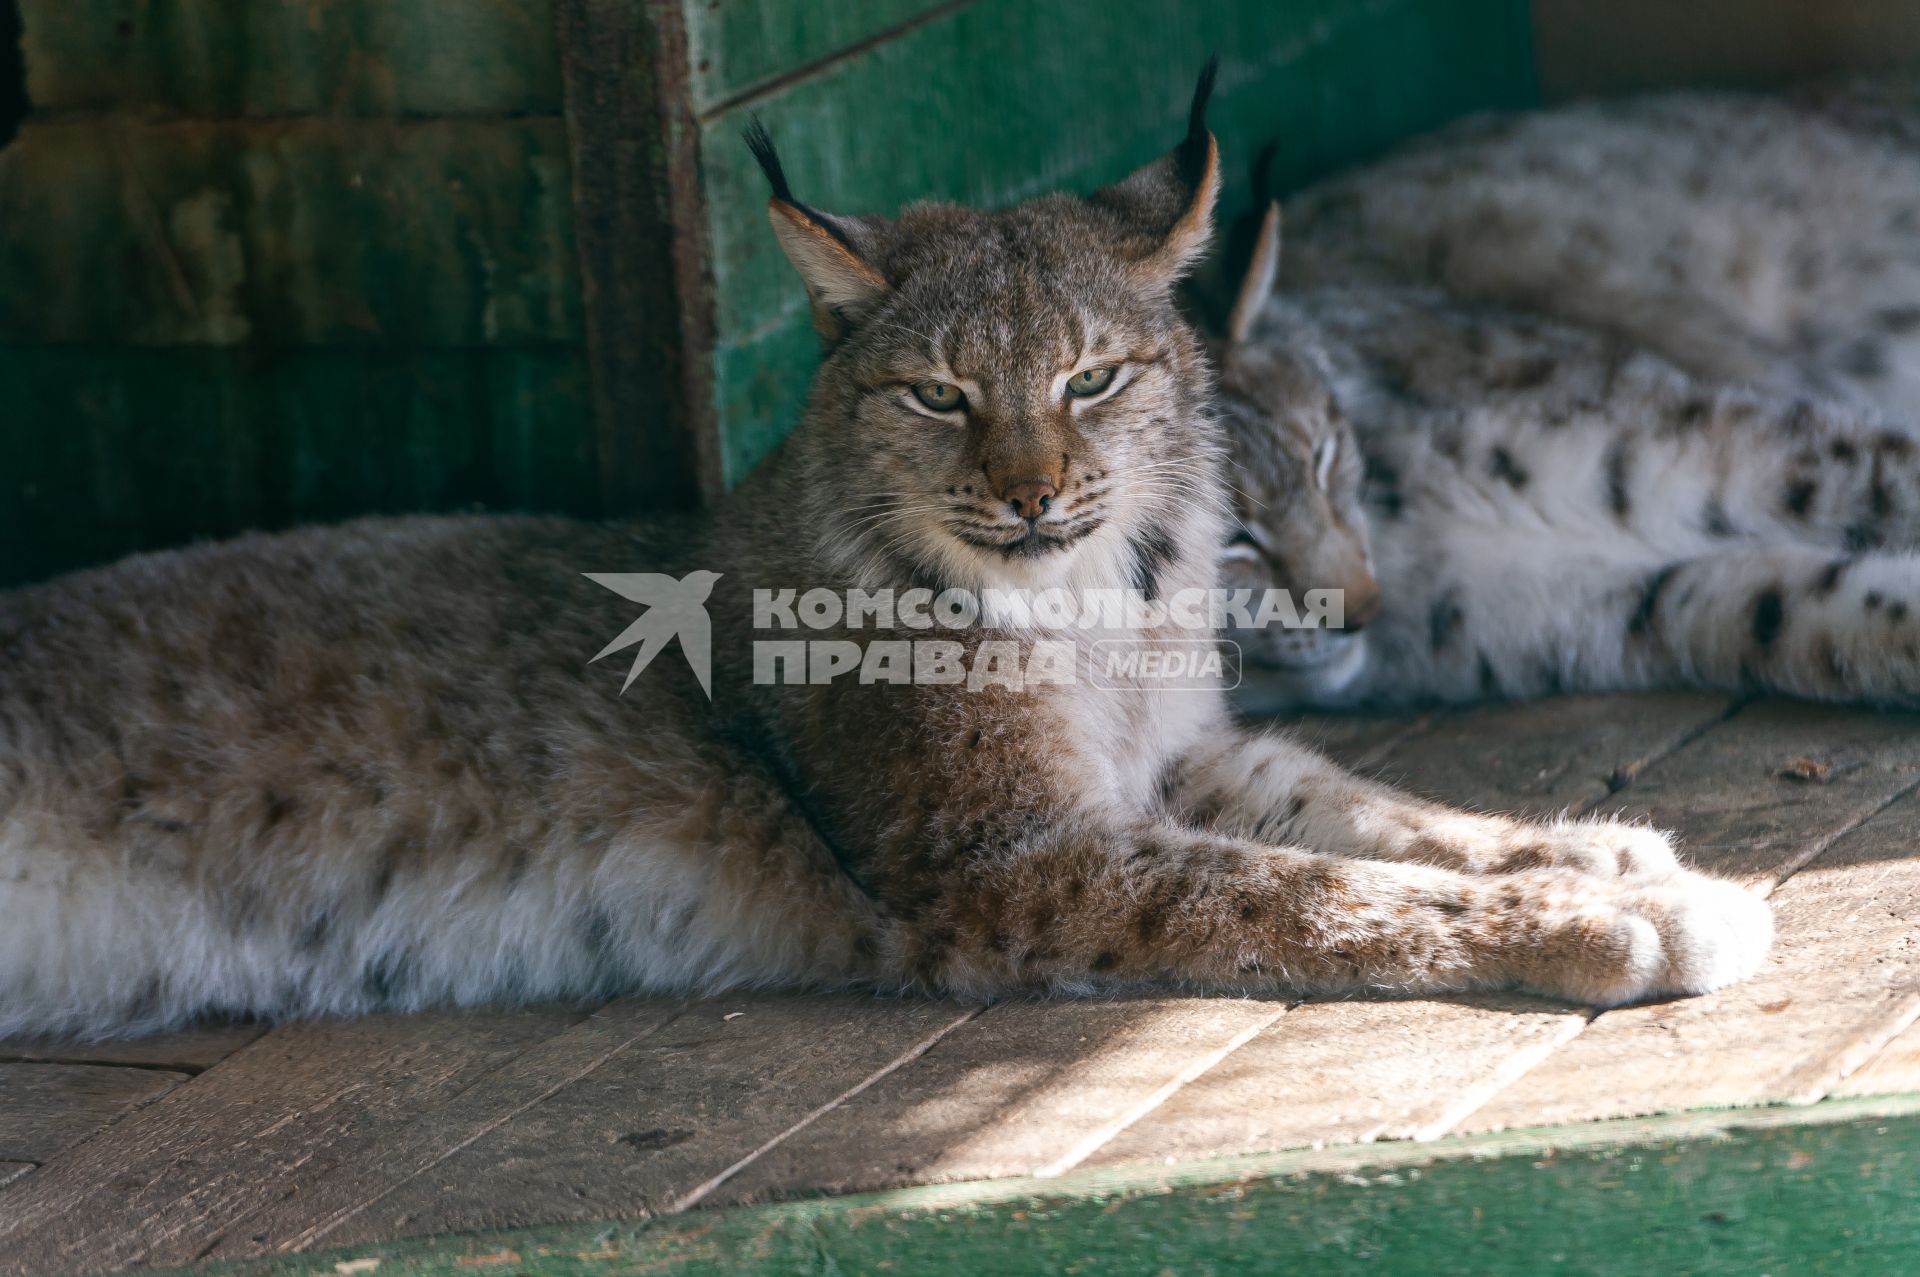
[1529, 872, 1774, 1007]
[1619, 873, 1775, 999]
[1528, 821, 1683, 880]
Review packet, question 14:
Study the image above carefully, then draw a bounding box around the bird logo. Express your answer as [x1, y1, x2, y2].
[583, 570, 722, 697]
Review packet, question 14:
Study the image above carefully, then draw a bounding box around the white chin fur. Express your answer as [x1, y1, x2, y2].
[1231, 634, 1370, 714]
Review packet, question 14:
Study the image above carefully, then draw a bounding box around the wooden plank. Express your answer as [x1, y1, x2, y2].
[708, 996, 1286, 1207]
[0, 1166, 30, 1191]
[0, 119, 581, 347]
[109, 1097, 1920, 1277]
[0, 345, 596, 590]
[1087, 995, 1583, 1168]
[1366, 693, 1733, 815]
[554, 0, 711, 510]
[694, 0, 1538, 483]
[202, 994, 971, 1256]
[1261, 709, 1434, 773]
[0, 1006, 589, 1276]
[0, 1064, 189, 1163]
[1584, 700, 1920, 885]
[19, 0, 563, 116]
[1835, 1017, 1920, 1097]
[0, 1022, 265, 1071]
[1462, 772, 1920, 1134]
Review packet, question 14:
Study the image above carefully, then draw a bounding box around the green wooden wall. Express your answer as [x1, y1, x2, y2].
[0, 0, 597, 587]
[0, 0, 1539, 587]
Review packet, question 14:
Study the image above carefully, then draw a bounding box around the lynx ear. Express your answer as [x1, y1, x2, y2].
[1227, 201, 1281, 345]
[745, 120, 891, 346]
[1096, 58, 1223, 292]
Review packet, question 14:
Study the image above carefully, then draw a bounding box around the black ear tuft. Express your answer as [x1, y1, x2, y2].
[1177, 55, 1221, 189]
[743, 116, 795, 204]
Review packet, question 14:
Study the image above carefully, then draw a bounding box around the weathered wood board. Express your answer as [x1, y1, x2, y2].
[0, 121, 580, 348]
[708, 997, 1288, 1207]
[0, 1008, 587, 1275]
[18, 1, 564, 117]
[0, 1023, 264, 1072]
[0, 1064, 190, 1164]
[1583, 700, 1920, 884]
[240, 995, 974, 1253]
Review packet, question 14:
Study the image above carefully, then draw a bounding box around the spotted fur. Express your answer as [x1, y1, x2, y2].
[0, 71, 1767, 1039]
[1283, 78, 1920, 425]
[1222, 249, 1920, 711]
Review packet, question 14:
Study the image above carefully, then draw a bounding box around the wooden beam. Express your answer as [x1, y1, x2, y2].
[553, 0, 715, 513]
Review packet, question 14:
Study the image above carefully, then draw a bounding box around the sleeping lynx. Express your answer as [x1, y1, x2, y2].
[1280, 80, 1920, 423]
[0, 69, 1769, 1040]
[1221, 83, 1920, 710]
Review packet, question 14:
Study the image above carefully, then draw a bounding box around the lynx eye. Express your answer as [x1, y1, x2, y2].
[1066, 366, 1117, 398]
[911, 381, 965, 413]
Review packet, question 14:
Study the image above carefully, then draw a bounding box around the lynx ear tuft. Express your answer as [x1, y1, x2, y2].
[1176, 55, 1221, 191]
[745, 117, 892, 347]
[1097, 58, 1224, 293]
[743, 118, 796, 204]
[1227, 201, 1282, 345]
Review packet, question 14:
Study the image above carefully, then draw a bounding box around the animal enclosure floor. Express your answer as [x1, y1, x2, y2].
[4, 693, 1920, 1275]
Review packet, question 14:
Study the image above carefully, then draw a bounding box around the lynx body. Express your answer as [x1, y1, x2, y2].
[0, 73, 1769, 1039]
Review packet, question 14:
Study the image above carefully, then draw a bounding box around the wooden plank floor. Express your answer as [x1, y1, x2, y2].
[2, 693, 1917, 1275]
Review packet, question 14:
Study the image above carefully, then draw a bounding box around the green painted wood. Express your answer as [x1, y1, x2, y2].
[0, 120, 581, 347]
[683, 0, 953, 112]
[0, 346, 596, 588]
[130, 1094, 1920, 1277]
[19, 0, 562, 117]
[694, 0, 1539, 486]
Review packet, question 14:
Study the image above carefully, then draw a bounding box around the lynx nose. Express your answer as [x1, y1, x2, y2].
[1341, 574, 1383, 631]
[1004, 480, 1057, 520]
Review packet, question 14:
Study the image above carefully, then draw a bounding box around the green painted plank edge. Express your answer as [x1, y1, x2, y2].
[141, 1093, 1920, 1277]
[682, 0, 956, 114]
[19, 0, 563, 117]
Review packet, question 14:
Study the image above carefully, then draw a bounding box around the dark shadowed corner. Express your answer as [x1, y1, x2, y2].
[0, 0, 25, 150]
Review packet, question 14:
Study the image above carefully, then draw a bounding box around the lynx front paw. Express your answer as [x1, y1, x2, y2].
[1618, 873, 1775, 1000]
[1514, 820, 1682, 880]
[1523, 872, 1773, 1007]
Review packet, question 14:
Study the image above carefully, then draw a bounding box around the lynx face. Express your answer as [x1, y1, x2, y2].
[821, 210, 1219, 595]
[748, 93, 1229, 599]
[1215, 203, 1379, 695]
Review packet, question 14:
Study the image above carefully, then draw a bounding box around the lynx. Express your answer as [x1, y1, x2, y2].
[1218, 80, 1920, 711]
[0, 69, 1769, 1041]
[1278, 80, 1920, 425]
[1220, 203, 1920, 711]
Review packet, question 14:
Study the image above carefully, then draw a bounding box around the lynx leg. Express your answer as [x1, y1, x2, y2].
[1167, 731, 1683, 880]
[1624, 545, 1920, 705]
[896, 821, 1769, 1008]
